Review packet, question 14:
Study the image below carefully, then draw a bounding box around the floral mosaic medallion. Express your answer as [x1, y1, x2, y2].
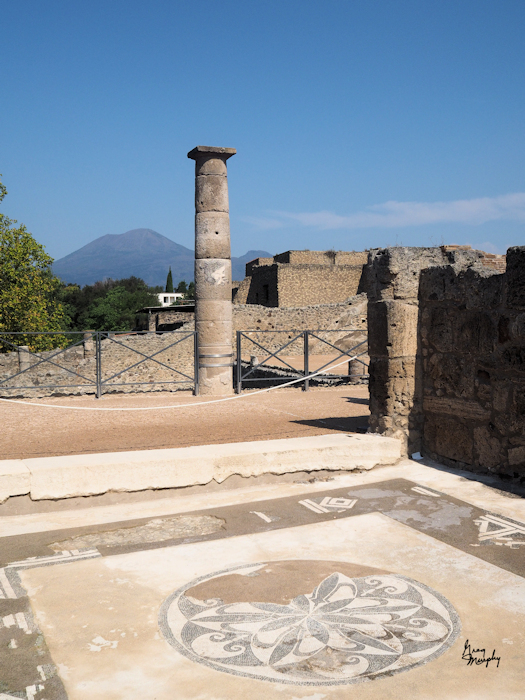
[159, 560, 460, 686]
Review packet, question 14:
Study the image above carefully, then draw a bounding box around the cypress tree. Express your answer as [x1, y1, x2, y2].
[165, 267, 174, 293]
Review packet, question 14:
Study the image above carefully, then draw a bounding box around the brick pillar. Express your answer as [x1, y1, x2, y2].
[188, 145, 236, 395]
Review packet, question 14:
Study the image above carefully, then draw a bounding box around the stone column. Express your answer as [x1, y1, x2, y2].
[188, 145, 236, 395]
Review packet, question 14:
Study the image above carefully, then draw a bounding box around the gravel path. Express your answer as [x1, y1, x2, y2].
[0, 385, 369, 459]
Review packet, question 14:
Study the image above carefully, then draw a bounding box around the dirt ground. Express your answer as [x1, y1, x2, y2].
[0, 384, 369, 459]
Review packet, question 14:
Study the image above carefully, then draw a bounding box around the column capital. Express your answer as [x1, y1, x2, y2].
[187, 145, 236, 161]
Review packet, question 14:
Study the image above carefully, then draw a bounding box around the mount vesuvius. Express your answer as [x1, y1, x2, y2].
[52, 229, 270, 287]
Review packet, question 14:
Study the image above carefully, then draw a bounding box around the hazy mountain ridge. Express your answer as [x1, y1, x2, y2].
[52, 229, 270, 287]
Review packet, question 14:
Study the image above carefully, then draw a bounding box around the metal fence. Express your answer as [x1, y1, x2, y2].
[0, 330, 198, 398]
[1, 327, 368, 399]
[235, 329, 368, 393]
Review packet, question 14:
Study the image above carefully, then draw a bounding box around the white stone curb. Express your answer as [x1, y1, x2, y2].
[1, 434, 402, 502]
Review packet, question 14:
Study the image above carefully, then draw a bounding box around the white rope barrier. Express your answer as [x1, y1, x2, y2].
[0, 355, 361, 411]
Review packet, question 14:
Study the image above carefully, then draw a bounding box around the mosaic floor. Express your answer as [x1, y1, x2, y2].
[1, 461, 524, 699]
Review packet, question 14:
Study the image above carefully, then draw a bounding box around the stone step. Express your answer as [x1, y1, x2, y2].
[0, 433, 402, 502]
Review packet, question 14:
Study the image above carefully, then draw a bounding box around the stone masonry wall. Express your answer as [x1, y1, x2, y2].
[234, 250, 368, 308]
[419, 246, 525, 480]
[367, 245, 490, 454]
[232, 295, 367, 359]
[274, 250, 368, 266]
[0, 332, 195, 398]
[0, 297, 367, 398]
[241, 264, 279, 306]
[367, 244, 523, 480]
[144, 308, 195, 332]
[277, 265, 364, 307]
[234, 262, 365, 307]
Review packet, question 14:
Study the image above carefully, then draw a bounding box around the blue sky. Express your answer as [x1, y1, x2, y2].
[2, 0, 524, 260]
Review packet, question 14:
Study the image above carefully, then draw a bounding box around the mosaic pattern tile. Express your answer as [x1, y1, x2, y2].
[160, 560, 461, 686]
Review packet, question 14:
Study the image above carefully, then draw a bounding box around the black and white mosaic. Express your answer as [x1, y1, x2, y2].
[160, 561, 461, 685]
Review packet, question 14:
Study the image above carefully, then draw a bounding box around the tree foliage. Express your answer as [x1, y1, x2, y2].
[60, 276, 160, 331]
[169, 279, 195, 304]
[0, 177, 67, 352]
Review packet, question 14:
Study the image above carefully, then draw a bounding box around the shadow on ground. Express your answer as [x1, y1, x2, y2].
[343, 395, 369, 405]
[292, 416, 368, 433]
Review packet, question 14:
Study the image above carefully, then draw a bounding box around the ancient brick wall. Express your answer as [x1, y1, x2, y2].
[232, 295, 367, 358]
[420, 246, 524, 479]
[367, 244, 524, 480]
[273, 250, 367, 266]
[233, 250, 368, 308]
[245, 257, 274, 276]
[242, 265, 279, 306]
[149, 309, 195, 332]
[232, 277, 251, 304]
[276, 265, 364, 307]
[441, 245, 507, 273]
[232, 299, 367, 368]
[0, 332, 195, 398]
[0, 296, 367, 398]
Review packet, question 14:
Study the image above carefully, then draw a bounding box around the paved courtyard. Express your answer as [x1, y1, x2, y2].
[1, 455, 524, 699]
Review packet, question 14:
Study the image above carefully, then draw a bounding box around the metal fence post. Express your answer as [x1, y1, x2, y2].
[236, 331, 242, 394]
[303, 330, 310, 391]
[95, 332, 102, 398]
[193, 331, 199, 396]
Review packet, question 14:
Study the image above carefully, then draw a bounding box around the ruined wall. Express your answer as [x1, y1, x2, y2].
[142, 308, 195, 332]
[0, 332, 195, 398]
[420, 247, 525, 479]
[367, 244, 524, 480]
[245, 257, 274, 276]
[241, 264, 279, 306]
[232, 295, 367, 357]
[232, 277, 251, 304]
[234, 262, 365, 307]
[367, 245, 489, 453]
[442, 245, 507, 273]
[233, 250, 368, 308]
[232, 295, 367, 332]
[0, 296, 367, 398]
[274, 250, 368, 266]
[276, 265, 364, 307]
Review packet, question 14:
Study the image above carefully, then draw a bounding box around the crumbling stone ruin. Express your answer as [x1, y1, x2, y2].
[233, 250, 368, 307]
[2, 236, 521, 483]
[367, 244, 524, 481]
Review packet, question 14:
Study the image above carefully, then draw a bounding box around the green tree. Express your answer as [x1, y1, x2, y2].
[176, 279, 187, 295]
[187, 281, 195, 299]
[77, 278, 159, 331]
[0, 177, 67, 352]
[165, 267, 174, 293]
[60, 276, 159, 330]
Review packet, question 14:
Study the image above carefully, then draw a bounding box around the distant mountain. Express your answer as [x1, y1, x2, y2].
[52, 228, 271, 288]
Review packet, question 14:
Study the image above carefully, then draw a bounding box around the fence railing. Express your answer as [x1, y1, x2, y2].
[0, 328, 368, 399]
[0, 330, 198, 398]
[235, 329, 368, 393]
